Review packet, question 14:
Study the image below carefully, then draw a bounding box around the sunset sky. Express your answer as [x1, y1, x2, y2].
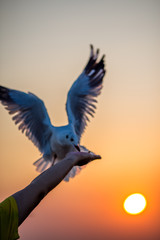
[0, 0, 160, 239]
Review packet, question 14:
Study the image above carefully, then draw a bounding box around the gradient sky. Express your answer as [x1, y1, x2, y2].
[0, 0, 160, 239]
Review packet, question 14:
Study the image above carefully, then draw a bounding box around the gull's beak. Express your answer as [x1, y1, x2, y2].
[74, 144, 80, 152]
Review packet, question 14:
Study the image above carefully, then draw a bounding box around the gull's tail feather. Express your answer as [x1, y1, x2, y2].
[64, 166, 83, 182]
[33, 156, 53, 172]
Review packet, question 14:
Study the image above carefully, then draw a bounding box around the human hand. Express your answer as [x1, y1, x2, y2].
[66, 151, 101, 166]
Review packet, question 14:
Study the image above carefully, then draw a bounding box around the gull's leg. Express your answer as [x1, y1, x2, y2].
[51, 153, 57, 166]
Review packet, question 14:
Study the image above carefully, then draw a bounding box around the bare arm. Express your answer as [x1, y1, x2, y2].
[12, 152, 101, 226]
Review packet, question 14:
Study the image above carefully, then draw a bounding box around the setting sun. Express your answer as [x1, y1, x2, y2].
[123, 193, 147, 215]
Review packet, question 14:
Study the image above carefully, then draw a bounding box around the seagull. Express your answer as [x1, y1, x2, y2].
[0, 45, 106, 181]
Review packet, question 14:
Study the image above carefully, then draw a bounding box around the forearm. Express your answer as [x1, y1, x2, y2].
[13, 156, 76, 226]
[31, 156, 76, 193]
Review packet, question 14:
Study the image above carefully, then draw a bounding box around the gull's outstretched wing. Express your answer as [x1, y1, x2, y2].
[66, 45, 106, 141]
[0, 86, 53, 153]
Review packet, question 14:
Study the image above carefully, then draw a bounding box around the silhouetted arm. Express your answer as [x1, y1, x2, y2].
[12, 152, 101, 226]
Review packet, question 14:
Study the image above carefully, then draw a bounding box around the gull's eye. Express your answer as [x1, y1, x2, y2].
[70, 138, 74, 142]
[66, 135, 69, 139]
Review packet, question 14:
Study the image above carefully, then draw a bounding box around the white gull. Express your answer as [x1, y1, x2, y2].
[0, 45, 106, 181]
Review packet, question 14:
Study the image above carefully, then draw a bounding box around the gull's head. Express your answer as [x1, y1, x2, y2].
[57, 128, 80, 152]
[65, 133, 80, 151]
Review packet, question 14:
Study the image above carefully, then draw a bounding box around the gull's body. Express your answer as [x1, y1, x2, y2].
[0, 45, 106, 181]
[50, 125, 78, 161]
